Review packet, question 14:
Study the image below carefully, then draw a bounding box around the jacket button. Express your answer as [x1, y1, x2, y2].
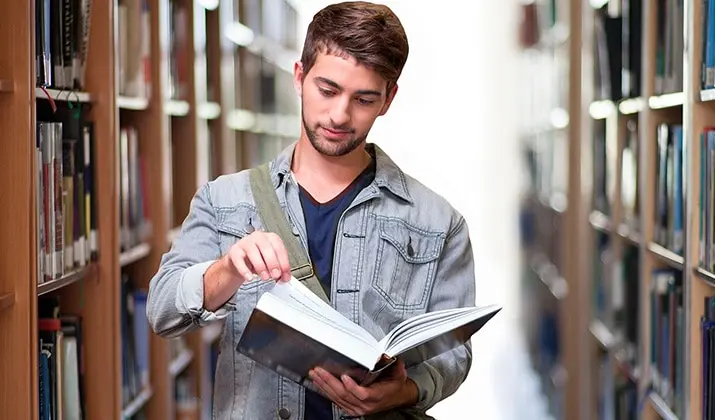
[278, 407, 291, 419]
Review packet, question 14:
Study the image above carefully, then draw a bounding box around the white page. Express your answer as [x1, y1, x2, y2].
[378, 307, 471, 350]
[384, 304, 501, 357]
[268, 279, 377, 345]
[256, 292, 382, 369]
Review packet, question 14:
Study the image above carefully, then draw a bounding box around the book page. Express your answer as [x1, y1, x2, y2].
[383, 304, 501, 361]
[378, 307, 469, 351]
[267, 279, 377, 346]
[250, 293, 382, 370]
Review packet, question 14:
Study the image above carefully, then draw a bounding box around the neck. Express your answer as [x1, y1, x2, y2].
[291, 136, 371, 186]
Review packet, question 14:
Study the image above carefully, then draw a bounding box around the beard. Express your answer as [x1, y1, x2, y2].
[302, 108, 367, 157]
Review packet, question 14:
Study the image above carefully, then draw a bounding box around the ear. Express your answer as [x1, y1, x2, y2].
[378, 83, 399, 116]
[293, 61, 304, 97]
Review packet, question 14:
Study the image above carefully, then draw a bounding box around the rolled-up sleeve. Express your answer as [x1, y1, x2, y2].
[407, 214, 475, 411]
[147, 183, 235, 338]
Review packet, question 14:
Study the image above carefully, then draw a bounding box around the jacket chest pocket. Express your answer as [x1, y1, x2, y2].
[371, 217, 445, 310]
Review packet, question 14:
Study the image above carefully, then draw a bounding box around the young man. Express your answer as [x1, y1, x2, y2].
[147, 2, 475, 419]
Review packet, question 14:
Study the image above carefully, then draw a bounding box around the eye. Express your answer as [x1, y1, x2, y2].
[319, 88, 336, 97]
[357, 98, 375, 106]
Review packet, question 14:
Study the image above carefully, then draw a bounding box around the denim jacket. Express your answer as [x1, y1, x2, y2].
[146, 142, 476, 420]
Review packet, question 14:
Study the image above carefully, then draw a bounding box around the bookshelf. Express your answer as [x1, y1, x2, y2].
[519, 0, 715, 419]
[0, 0, 302, 419]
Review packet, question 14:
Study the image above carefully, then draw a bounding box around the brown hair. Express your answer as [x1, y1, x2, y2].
[300, 1, 409, 91]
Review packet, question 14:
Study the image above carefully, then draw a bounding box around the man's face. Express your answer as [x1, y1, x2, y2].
[294, 52, 397, 157]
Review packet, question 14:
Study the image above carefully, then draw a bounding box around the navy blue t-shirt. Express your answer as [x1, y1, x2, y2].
[300, 159, 376, 419]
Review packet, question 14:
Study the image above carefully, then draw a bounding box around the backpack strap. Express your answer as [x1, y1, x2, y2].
[248, 163, 331, 303]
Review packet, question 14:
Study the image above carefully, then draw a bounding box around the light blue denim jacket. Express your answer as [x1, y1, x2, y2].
[147, 142, 476, 420]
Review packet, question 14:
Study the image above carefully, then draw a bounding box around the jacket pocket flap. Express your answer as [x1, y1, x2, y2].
[378, 218, 444, 263]
[216, 205, 259, 237]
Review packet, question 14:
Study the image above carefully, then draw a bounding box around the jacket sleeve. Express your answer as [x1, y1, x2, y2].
[146, 183, 236, 338]
[406, 214, 475, 411]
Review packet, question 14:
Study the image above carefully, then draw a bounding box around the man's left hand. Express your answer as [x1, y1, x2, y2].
[309, 359, 419, 417]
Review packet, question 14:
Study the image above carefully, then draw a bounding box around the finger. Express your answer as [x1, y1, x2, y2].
[265, 232, 291, 281]
[242, 239, 270, 280]
[314, 368, 364, 407]
[311, 372, 362, 415]
[228, 247, 254, 281]
[340, 374, 370, 402]
[251, 233, 282, 280]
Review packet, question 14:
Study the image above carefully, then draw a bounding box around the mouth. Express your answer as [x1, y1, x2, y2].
[321, 126, 353, 139]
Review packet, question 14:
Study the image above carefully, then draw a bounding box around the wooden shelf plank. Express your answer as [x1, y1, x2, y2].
[616, 223, 641, 245]
[589, 319, 616, 350]
[0, 292, 14, 312]
[35, 87, 92, 103]
[169, 349, 194, 378]
[0, 79, 12, 92]
[618, 97, 645, 114]
[589, 210, 611, 233]
[119, 243, 152, 267]
[165, 100, 190, 117]
[528, 253, 568, 301]
[648, 392, 679, 420]
[118, 96, 150, 110]
[197, 101, 221, 120]
[701, 89, 715, 102]
[647, 242, 684, 269]
[588, 100, 616, 119]
[37, 265, 92, 296]
[121, 386, 154, 419]
[648, 91, 684, 109]
[694, 267, 715, 288]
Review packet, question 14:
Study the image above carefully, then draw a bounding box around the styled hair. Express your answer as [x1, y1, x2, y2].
[300, 1, 409, 91]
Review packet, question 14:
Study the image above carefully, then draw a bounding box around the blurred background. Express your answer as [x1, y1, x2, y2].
[2, 0, 713, 419]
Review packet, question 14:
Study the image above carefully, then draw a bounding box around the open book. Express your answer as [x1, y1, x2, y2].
[236, 278, 501, 386]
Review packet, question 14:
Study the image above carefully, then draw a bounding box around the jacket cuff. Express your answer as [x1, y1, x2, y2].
[176, 260, 236, 326]
[406, 363, 439, 411]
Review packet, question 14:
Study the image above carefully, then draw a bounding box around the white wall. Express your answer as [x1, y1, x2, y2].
[293, 1, 524, 417]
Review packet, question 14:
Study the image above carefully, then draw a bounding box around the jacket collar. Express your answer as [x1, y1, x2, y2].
[269, 141, 413, 203]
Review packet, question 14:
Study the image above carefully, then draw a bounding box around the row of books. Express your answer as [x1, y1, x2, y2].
[592, 0, 642, 102]
[597, 352, 638, 420]
[654, 123, 685, 257]
[654, 0, 684, 95]
[38, 297, 85, 420]
[701, 296, 715, 420]
[119, 126, 152, 252]
[590, 117, 640, 228]
[701, 0, 715, 90]
[649, 268, 685, 418]
[35, 0, 92, 90]
[35, 103, 98, 283]
[700, 127, 715, 271]
[121, 273, 150, 409]
[118, 0, 151, 99]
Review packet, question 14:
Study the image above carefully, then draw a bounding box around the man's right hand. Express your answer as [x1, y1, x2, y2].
[203, 231, 292, 312]
[226, 231, 292, 283]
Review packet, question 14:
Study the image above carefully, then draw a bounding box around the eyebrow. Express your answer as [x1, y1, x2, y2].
[315, 77, 383, 97]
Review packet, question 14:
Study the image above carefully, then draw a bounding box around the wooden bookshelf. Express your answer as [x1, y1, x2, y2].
[0, 0, 302, 418]
[519, 0, 715, 418]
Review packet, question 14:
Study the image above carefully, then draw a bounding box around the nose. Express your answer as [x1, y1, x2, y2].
[329, 97, 351, 128]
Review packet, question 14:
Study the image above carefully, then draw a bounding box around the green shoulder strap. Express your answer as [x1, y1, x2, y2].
[248, 163, 331, 303]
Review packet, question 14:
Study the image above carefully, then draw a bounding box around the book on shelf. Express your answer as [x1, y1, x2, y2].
[35, 0, 92, 90]
[36, 103, 98, 284]
[650, 268, 685, 418]
[654, 123, 684, 256]
[236, 278, 500, 386]
[701, 296, 715, 420]
[117, 0, 151, 98]
[38, 296, 86, 420]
